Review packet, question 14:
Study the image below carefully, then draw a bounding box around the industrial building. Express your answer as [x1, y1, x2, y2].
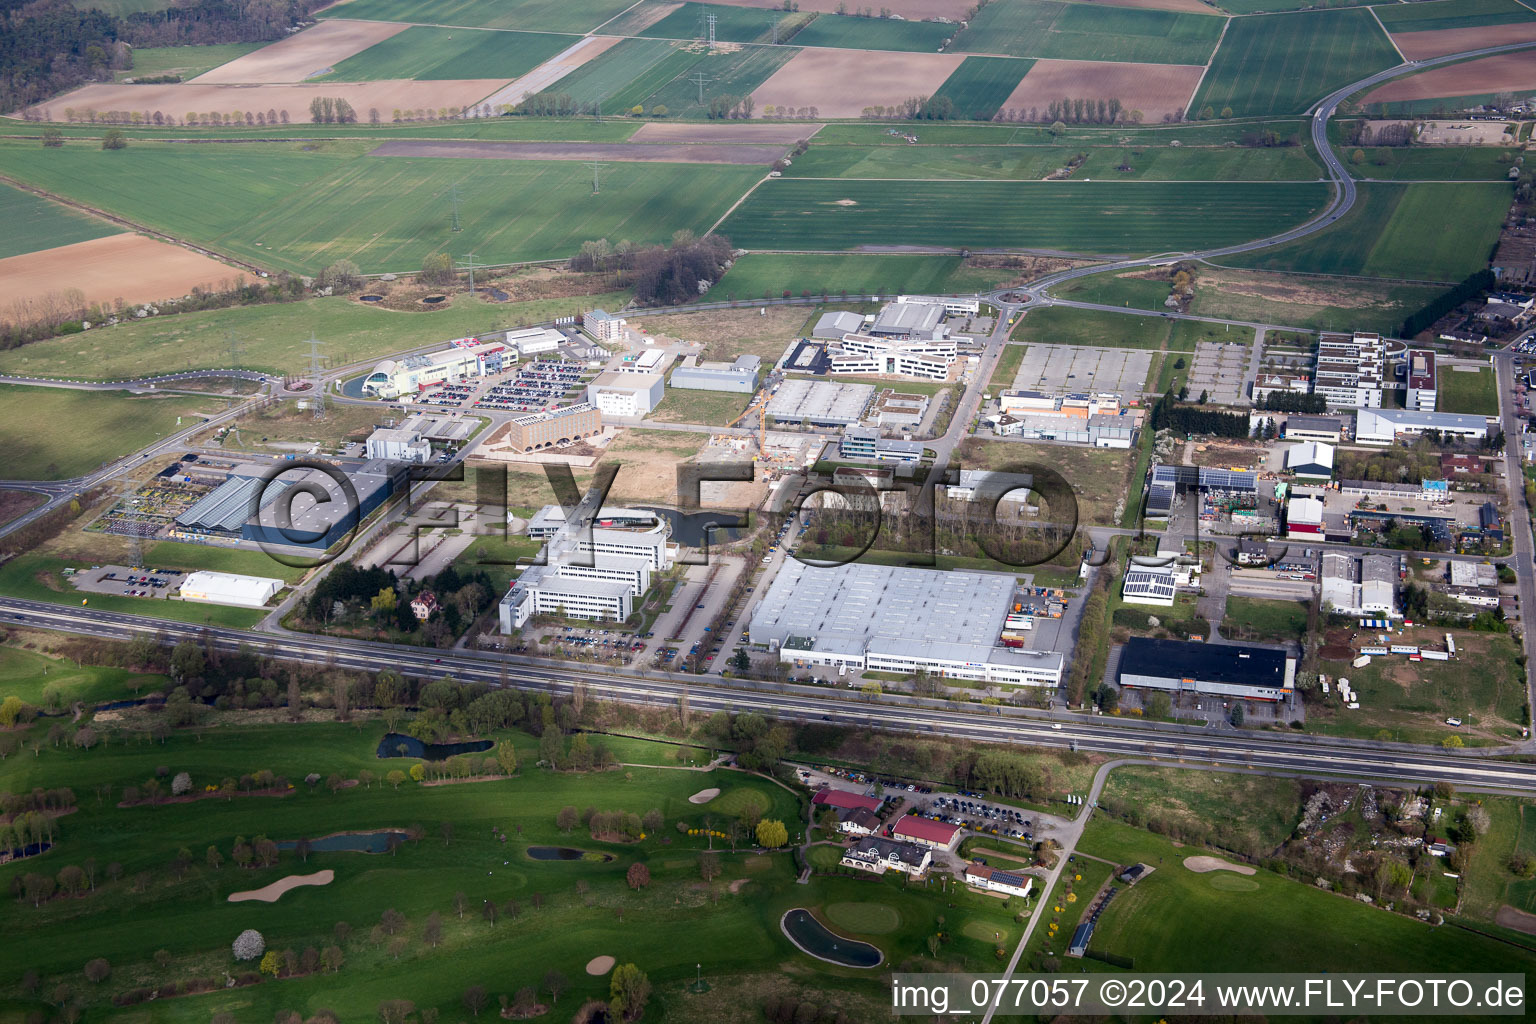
[499, 403, 603, 452]
[812, 311, 866, 340]
[871, 390, 929, 430]
[177, 570, 283, 608]
[1321, 552, 1398, 617]
[868, 301, 949, 341]
[669, 354, 760, 393]
[1285, 441, 1335, 481]
[1285, 495, 1325, 539]
[1116, 637, 1295, 702]
[1313, 332, 1385, 409]
[940, 469, 1034, 503]
[990, 391, 1136, 448]
[839, 426, 924, 463]
[765, 379, 873, 427]
[582, 309, 626, 342]
[172, 461, 400, 552]
[830, 333, 956, 380]
[1121, 564, 1177, 607]
[1282, 415, 1344, 443]
[365, 426, 431, 464]
[361, 337, 511, 399]
[1354, 407, 1489, 444]
[749, 561, 1064, 688]
[1405, 349, 1437, 411]
[898, 294, 980, 317]
[585, 371, 664, 417]
[499, 505, 672, 630]
[623, 348, 667, 375]
[1252, 373, 1311, 405]
[503, 327, 562, 356]
[1143, 465, 1257, 519]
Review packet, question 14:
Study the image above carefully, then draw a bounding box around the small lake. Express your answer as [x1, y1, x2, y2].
[376, 732, 493, 760]
[526, 846, 613, 862]
[637, 506, 743, 548]
[781, 909, 882, 968]
[278, 831, 407, 854]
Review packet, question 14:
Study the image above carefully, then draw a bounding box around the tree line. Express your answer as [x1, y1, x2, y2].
[1401, 269, 1495, 338]
[1259, 391, 1328, 413]
[1149, 390, 1249, 438]
[568, 232, 735, 307]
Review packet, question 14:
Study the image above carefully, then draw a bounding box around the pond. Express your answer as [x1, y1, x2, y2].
[376, 732, 493, 760]
[526, 846, 613, 862]
[277, 831, 407, 854]
[780, 909, 882, 968]
[637, 506, 744, 548]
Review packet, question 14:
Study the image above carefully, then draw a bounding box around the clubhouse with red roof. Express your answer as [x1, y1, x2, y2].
[891, 814, 962, 850]
[811, 788, 883, 814]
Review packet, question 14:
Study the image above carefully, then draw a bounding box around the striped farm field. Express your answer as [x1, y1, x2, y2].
[322, 27, 577, 81]
[952, 0, 1226, 64]
[1191, 8, 1400, 116]
[317, 0, 639, 33]
[1226, 181, 1513, 282]
[783, 142, 1319, 180]
[547, 38, 683, 107]
[929, 57, 1033, 121]
[638, 2, 811, 43]
[1370, 0, 1536, 33]
[719, 179, 1329, 255]
[550, 37, 798, 118]
[0, 138, 764, 274]
[0, 180, 117, 260]
[790, 13, 956, 52]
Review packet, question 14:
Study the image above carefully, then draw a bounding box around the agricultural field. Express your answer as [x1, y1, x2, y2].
[787, 140, 1320, 180]
[0, 384, 225, 480]
[929, 56, 1033, 121]
[0, 234, 255, 315]
[0, 139, 764, 275]
[114, 43, 266, 82]
[1347, 143, 1529, 181]
[0, 181, 117, 260]
[1370, 0, 1536, 33]
[322, 28, 577, 82]
[720, 179, 1329, 255]
[1227, 181, 1513, 282]
[638, 2, 811, 43]
[1192, 8, 1400, 116]
[749, 48, 964, 118]
[712, 253, 1018, 299]
[0, 290, 630, 381]
[789, 13, 955, 52]
[1080, 819, 1536, 973]
[317, 0, 641, 34]
[548, 38, 798, 119]
[953, 0, 1226, 64]
[998, 58, 1206, 124]
[1359, 51, 1536, 108]
[1437, 365, 1499, 415]
[545, 38, 685, 108]
[810, 118, 1314, 147]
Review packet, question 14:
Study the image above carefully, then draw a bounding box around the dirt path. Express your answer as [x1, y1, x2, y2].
[1495, 905, 1536, 936]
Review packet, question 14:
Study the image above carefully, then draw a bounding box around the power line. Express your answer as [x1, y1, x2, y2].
[585, 160, 608, 195]
[689, 71, 713, 105]
[226, 331, 243, 371]
[447, 182, 463, 232]
[706, 11, 717, 48]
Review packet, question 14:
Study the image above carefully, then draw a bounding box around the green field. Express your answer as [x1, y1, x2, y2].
[638, 2, 810, 44]
[1223, 595, 1309, 644]
[810, 120, 1315, 148]
[953, 0, 1226, 64]
[0, 641, 168, 706]
[1192, 8, 1400, 116]
[65, 0, 170, 14]
[0, 181, 118, 260]
[0, 384, 225, 480]
[721, 179, 1329, 255]
[1098, 766, 1301, 854]
[713, 253, 1016, 298]
[1012, 306, 1194, 350]
[1371, 0, 1536, 32]
[1227, 182, 1512, 282]
[1080, 818, 1536, 972]
[323, 27, 576, 81]
[1219, 0, 1371, 10]
[790, 14, 955, 52]
[115, 43, 266, 82]
[1437, 365, 1499, 415]
[0, 552, 267, 627]
[0, 138, 764, 274]
[786, 142, 1321, 180]
[929, 57, 1033, 121]
[142, 541, 308, 584]
[548, 37, 797, 118]
[1350, 144, 1528, 181]
[546, 38, 683, 108]
[316, 0, 640, 33]
[0, 290, 630, 381]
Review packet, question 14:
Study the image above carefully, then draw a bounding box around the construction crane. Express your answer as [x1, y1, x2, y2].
[759, 402, 767, 458]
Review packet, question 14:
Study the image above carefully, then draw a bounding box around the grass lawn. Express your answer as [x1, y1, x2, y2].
[0, 551, 267, 627]
[957, 438, 1133, 526]
[0, 138, 764, 275]
[713, 253, 1016, 300]
[0, 291, 630, 381]
[648, 386, 752, 427]
[1192, 8, 1400, 116]
[1350, 143, 1527, 181]
[142, 541, 308, 584]
[930, 57, 1034, 122]
[322, 27, 576, 81]
[1099, 765, 1302, 854]
[1437, 366, 1499, 416]
[1012, 305, 1188, 350]
[988, 344, 1026, 392]
[114, 42, 265, 81]
[1314, 630, 1528, 742]
[722, 179, 1329, 255]
[0, 384, 229, 480]
[953, 0, 1225, 64]
[0, 180, 117, 260]
[316, 0, 640, 33]
[0, 639, 169, 706]
[1079, 818, 1536, 972]
[1223, 595, 1309, 644]
[1226, 182, 1513, 283]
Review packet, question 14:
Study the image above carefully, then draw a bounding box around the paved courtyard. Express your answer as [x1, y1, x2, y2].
[1187, 341, 1248, 406]
[1013, 345, 1153, 396]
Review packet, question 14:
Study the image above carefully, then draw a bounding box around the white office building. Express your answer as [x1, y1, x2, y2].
[1313, 332, 1385, 409]
[583, 309, 626, 342]
[365, 426, 431, 463]
[586, 371, 665, 417]
[830, 333, 957, 380]
[1355, 408, 1490, 444]
[504, 327, 563, 356]
[178, 571, 283, 608]
[898, 294, 980, 317]
[498, 506, 672, 630]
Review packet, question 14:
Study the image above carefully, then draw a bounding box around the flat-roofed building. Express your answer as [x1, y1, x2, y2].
[361, 338, 511, 398]
[365, 426, 431, 464]
[1286, 495, 1325, 539]
[1355, 408, 1489, 444]
[1321, 551, 1398, 617]
[500, 403, 602, 452]
[1116, 637, 1295, 702]
[1405, 349, 1437, 411]
[766, 378, 873, 427]
[178, 571, 283, 608]
[812, 311, 865, 340]
[830, 333, 956, 380]
[1283, 415, 1344, 443]
[1314, 332, 1385, 409]
[504, 327, 562, 356]
[1252, 373, 1311, 404]
[583, 308, 625, 342]
[585, 371, 664, 417]
[669, 353, 760, 393]
[1122, 564, 1177, 607]
[839, 426, 925, 463]
[898, 294, 979, 316]
[869, 301, 948, 341]
[1286, 441, 1335, 480]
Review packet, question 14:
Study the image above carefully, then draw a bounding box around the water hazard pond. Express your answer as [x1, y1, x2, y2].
[526, 846, 614, 862]
[781, 909, 882, 968]
[277, 831, 407, 854]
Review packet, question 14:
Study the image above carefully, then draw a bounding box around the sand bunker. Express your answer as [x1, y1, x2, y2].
[1183, 856, 1255, 876]
[586, 955, 616, 976]
[227, 869, 334, 903]
[689, 787, 721, 804]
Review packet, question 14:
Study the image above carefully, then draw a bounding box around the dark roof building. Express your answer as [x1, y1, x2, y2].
[1116, 637, 1295, 702]
[811, 788, 883, 813]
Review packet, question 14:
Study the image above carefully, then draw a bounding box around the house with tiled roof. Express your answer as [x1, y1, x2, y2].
[891, 814, 961, 850]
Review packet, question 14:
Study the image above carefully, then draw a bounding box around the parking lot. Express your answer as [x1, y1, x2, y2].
[70, 564, 187, 600]
[1012, 345, 1153, 397]
[803, 765, 1066, 846]
[475, 362, 589, 412]
[1187, 341, 1248, 406]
